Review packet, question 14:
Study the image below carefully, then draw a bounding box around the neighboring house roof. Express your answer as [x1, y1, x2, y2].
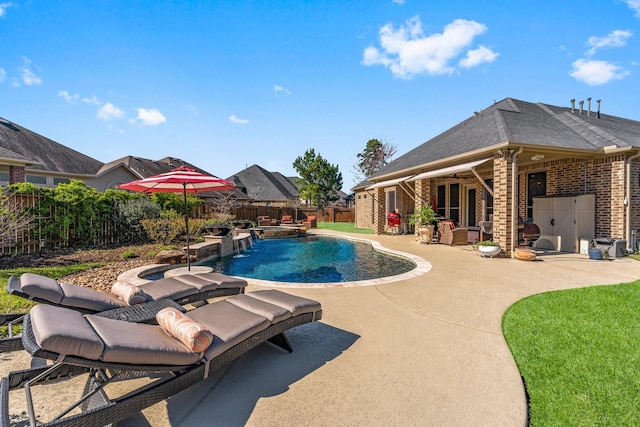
[0, 117, 104, 175]
[227, 164, 299, 202]
[369, 98, 640, 181]
[97, 155, 207, 179]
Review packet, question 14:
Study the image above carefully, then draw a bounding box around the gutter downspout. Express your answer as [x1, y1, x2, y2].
[626, 152, 640, 250]
[511, 147, 524, 257]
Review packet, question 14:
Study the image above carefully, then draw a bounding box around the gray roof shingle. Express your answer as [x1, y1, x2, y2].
[369, 98, 640, 180]
[0, 117, 104, 175]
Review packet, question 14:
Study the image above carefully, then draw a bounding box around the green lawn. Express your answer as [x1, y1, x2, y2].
[316, 221, 374, 234]
[0, 263, 105, 336]
[503, 281, 640, 426]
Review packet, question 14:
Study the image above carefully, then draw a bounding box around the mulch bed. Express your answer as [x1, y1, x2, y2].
[0, 244, 164, 291]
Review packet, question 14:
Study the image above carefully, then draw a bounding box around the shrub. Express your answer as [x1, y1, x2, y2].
[120, 250, 137, 259]
[114, 197, 162, 242]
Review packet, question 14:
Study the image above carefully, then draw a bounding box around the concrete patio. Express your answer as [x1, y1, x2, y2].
[6, 230, 640, 426]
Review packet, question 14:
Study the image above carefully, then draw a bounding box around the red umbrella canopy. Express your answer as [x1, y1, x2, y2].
[118, 166, 235, 193]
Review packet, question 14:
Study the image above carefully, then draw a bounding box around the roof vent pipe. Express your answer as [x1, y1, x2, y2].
[570, 98, 575, 113]
[587, 97, 591, 117]
[579, 100, 584, 115]
[597, 99, 601, 119]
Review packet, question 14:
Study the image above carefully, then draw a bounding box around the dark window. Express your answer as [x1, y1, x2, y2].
[467, 188, 476, 226]
[387, 190, 396, 213]
[26, 175, 46, 185]
[527, 172, 546, 219]
[54, 178, 71, 185]
[449, 183, 460, 224]
[483, 178, 494, 220]
[0, 172, 9, 182]
[437, 185, 446, 217]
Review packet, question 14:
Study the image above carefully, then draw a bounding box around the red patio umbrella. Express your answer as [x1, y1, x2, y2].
[119, 166, 236, 270]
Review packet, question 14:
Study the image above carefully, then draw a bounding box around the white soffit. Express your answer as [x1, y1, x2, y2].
[406, 158, 492, 182]
[365, 175, 413, 190]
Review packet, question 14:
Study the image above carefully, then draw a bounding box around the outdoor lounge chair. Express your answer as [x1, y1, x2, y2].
[6, 272, 246, 314]
[0, 272, 247, 353]
[0, 290, 322, 427]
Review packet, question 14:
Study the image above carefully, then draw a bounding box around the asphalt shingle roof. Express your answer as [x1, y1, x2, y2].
[369, 98, 640, 180]
[227, 164, 299, 202]
[0, 117, 104, 175]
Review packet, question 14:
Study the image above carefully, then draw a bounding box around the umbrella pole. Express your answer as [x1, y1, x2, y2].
[183, 184, 190, 271]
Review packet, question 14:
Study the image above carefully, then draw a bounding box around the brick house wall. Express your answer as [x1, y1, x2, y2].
[356, 152, 639, 252]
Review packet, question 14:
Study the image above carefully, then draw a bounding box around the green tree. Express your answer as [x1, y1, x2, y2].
[352, 138, 397, 184]
[293, 148, 343, 208]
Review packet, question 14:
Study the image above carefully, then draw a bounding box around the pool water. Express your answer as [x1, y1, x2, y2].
[204, 235, 416, 283]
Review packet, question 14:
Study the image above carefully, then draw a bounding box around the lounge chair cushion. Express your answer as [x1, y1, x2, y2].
[172, 272, 244, 291]
[111, 282, 148, 306]
[156, 307, 213, 353]
[86, 315, 201, 366]
[247, 290, 322, 316]
[137, 277, 199, 301]
[20, 273, 64, 304]
[20, 273, 127, 311]
[30, 304, 104, 360]
[227, 294, 291, 323]
[187, 301, 271, 360]
[59, 282, 127, 311]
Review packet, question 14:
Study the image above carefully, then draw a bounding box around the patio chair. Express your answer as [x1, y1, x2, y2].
[0, 272, 246, 353]
[0, 290, 322, 427]
[281, 215, 294, 224]
[302, 216, 317, 229]
[437, 221, 468, 245]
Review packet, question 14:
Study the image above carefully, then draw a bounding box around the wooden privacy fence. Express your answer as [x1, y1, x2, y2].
[1, 194, 355, 254]
[224, 205, 354, 224]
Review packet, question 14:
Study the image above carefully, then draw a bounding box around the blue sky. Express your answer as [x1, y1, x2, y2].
[2, 1, 639, 191]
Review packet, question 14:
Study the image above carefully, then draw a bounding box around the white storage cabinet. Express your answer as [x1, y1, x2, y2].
[532, 194, 595, 253]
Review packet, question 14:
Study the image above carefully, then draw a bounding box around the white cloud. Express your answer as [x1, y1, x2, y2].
[392, 0, 405, 4]
[274, 84, 291, 95]
[0, 2, 13, 18]
[362, 16, 496, 79]
[58, 90, 79, 103]
[459, 45, 499, 68]
[136, 108, 166, 126]
[97, 102, 125, 121]
[20, 57, 42, 86]
[627, 0, 640, 17]
[229, 115, 249, 124]
[0, 68, 5, 82]
[586, 29, 632, 56]
[82, 95, 101, 105]
[569, 59, 630, 86]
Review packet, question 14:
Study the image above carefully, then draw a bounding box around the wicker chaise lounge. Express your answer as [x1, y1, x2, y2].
[0, 272, 247, 353]
[0, 290, 322, 427]
[6, 272, 246, 315]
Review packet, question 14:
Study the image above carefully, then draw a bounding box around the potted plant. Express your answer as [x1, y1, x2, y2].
[409, 205, 437, 243]
[475, 240, 501, 257]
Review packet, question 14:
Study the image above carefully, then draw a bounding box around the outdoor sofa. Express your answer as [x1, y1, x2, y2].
[0, 289, 322, 427]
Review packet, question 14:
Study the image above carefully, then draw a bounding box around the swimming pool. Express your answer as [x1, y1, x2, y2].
[204, 235, 416, 283]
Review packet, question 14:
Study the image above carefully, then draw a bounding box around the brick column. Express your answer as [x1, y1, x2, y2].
[374, 187, 386, 234]
[9, 165, 25, 184]
[493, 151, 514, 255]
[611, 157, 626, 238]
